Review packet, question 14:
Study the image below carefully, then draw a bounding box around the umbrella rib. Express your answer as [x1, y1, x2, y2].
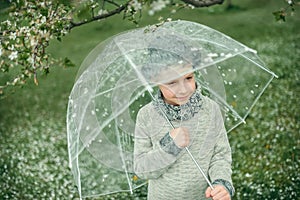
[93, 78, 140, 98]
[240, 53, 278, 78]
[114, 123, 134, 194]
[73, 87, 148, 161]
[224, 74, 276, 133]
[201, 83, 246, 124]
[186, 28, 250, 52]
[241, 74, 276, 121]
[188, 29, 278, 78]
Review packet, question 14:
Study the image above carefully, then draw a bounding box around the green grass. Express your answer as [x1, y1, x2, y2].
[0, 0, 299, 199]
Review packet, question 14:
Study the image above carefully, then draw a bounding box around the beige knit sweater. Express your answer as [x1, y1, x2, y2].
[134, 96, 233, 200]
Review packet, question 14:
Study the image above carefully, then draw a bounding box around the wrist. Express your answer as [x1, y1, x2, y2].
[212, 179, 235, 198]
[159, 132, 182, 156]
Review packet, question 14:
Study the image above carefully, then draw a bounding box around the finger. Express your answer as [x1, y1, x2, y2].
[211, 187, 230, 200]
[205, 187, 212, 198]
[211, 185, 225, 195]
[210, 187, 219, 196]
[212, 192, 226, 200]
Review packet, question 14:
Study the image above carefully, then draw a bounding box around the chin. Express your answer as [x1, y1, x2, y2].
[175, 100, 189, 106]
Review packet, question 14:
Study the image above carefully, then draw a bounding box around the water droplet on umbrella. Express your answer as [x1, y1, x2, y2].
[225, 53, 233, 58]
[204, 57, 213, 63]
[207, 53, 218, 58]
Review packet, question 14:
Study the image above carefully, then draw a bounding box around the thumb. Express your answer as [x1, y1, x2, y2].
[205, 187, 212, 198]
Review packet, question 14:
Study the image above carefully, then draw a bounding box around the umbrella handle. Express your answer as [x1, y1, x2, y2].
[185, 147, 214, 190]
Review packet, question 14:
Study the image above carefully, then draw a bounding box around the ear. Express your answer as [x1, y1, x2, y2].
[195, 82, 201, 90]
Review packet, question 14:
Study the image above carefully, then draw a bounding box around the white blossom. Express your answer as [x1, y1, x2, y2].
[91, 2, 99, 9]
[27, 55, 34, 64]
[4, 20, 11, 26]
[131, 0, 142, 10]
[98, 9, 108, 15]
[9, 32, 17, 40]
[30, 37, 38, 47]
[9, 51, 18, 60]
[148, 0, 170, 16]
[8, 45, 15, 51]
[41, 16, 47, 24]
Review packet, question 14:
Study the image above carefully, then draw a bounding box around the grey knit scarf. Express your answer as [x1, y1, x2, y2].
[153, 87, 203, 121]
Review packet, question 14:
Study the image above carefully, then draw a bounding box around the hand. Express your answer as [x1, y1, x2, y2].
[205, 185, 231, 200]
[170, 127, 190, 148]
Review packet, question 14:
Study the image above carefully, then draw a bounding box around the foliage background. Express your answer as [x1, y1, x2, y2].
[0, 0, 299, 199]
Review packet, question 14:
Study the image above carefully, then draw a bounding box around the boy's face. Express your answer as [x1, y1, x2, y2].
[158, 69, 196, 106]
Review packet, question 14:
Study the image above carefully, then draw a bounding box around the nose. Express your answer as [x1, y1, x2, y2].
[177, 81, 189, 95]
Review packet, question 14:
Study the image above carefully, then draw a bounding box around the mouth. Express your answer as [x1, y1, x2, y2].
[176, 95, 190, 102]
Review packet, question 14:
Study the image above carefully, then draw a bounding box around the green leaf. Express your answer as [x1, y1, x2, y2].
[63, 57, 75, 68]
[272, 10, 286, 22]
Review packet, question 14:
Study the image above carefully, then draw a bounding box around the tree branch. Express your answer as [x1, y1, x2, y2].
[182, 0, 224, 7]
[69, 2, 128, 29]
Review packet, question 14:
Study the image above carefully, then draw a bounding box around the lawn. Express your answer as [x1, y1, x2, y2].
[0, 0, 299, 199]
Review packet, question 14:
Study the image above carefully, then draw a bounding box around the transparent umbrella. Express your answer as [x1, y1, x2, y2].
[67, 20, 277, 199]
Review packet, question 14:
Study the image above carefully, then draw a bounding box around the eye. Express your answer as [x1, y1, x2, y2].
[186, 75, 194, 80]
[166, 81, 176, 86]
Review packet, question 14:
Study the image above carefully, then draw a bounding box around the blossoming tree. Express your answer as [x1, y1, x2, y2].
[0, 0, 296, 95]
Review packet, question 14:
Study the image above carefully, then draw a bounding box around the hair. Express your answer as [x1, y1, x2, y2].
[141, 34, 201, 81]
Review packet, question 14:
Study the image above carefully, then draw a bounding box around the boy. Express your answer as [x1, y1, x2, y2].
[134, 48, 234, 200]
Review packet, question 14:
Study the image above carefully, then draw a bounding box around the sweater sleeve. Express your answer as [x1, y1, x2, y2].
[133, 106, 179, 179]
[208, 102, 235, 197]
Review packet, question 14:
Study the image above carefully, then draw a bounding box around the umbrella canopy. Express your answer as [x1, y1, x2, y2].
[67, 20, 277, 198]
